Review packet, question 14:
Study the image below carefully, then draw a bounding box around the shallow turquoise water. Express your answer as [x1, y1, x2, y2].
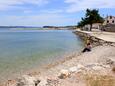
[0, 29, 84, 81]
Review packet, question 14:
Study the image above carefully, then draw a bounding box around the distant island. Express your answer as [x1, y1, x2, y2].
[0, 25, 77, 30]
[43, 25, 77, 30]
[0, 26, 41, 28]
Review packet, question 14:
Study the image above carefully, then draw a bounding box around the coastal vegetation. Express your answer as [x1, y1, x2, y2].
[77, 9, 104, 31]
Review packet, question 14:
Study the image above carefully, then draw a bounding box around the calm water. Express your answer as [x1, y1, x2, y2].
[0, 29, 84, 81]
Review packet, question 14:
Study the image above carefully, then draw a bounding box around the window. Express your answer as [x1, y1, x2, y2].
[110, 16, 112, 19]
[107, 20, 109, 23]
[112, 20, 114, 23]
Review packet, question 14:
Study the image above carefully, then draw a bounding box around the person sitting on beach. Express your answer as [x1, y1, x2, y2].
[82, 43, 92, 53]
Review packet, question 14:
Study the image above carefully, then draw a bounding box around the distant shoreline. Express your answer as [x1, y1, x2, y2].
[0, 26, 76, 30]
[0, 27, 70, 30]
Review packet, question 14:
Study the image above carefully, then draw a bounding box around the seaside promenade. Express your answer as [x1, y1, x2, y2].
[76, 29, 115, 43]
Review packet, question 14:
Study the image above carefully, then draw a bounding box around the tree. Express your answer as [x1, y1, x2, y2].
[77, 17, 88, 28]
[77, 9, 104, 31]
[86, 9, 104, 31]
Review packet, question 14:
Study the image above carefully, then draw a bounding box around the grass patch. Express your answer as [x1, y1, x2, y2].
[85, 75, 115, 86]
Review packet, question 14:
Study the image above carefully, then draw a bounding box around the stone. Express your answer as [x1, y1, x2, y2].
[77, 64, 84, 69]
[37, 79, 47, 86]
[58, 69, 70, 79]
[92, 66, 103, 71]
[101, 65, 110, 68]
[46, 78, 59, 86]
[106, 58, 115, 65]
[16, 75, 40, 86]
[69, 66, 78, 73]
[69, 64, 84, 73]
[6, 80, 17, 86]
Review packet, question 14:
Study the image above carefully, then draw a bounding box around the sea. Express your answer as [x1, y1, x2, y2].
[0, 28, 84, 81]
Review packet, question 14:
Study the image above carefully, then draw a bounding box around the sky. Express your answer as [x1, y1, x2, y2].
[0, 0, 115, 26]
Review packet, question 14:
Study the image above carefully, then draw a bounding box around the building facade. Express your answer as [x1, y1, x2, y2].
[103, 16, 115, 25]
[83, 23, 101, 31]
[102, 16, 115, 32]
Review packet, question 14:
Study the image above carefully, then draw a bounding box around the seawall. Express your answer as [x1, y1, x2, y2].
[73, 30, 115, 47]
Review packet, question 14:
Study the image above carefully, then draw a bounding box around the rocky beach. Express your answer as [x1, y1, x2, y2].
[3, 30, 115, 86]
[0, 1, 115, 86]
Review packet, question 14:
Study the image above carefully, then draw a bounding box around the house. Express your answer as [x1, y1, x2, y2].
[103, 16, 115, 25]
[82, 23, 102, 31]
[82, 16, 115, 32]
[102, 16, 115, 32]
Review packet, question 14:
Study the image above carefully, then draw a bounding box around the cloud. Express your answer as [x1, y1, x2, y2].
[65, 0, 115, 13]
[40, 9, 63, 14]
[0, 13, 76, 26]
[0, 0, 49, 10]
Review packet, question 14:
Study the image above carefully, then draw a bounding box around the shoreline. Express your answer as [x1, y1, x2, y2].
[2, 30, 115, 86]
[0, 52, 83, 86]
[0, 30, 84, 85]
[0, 50, 83, 85]
[0, 30, 84, 84]
[6, 45, 114, 86]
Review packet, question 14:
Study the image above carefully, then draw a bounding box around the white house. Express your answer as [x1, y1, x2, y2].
[83, 23, 101, 31]
[102, 16, 115, 32]
[103, 16, 115, 25]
